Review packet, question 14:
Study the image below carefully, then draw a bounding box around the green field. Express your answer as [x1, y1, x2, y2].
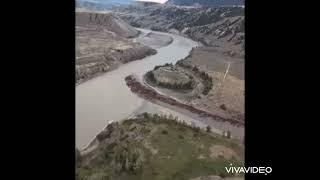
[76, 113, 244, 180]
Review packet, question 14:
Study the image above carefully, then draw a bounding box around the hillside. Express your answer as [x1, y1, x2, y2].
[76, 11, 156, 84]
[76, 113, 244, 180]
[114, 5, 244, 57]
[166, 0, 244, 7]
[76, 11, 139, 38]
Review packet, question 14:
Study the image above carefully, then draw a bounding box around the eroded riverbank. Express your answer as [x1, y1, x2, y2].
[76, 29, 199, 149]
[125, 75, 244, 127]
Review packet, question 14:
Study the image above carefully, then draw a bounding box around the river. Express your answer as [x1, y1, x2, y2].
[76, 29, 200, 149]
[76, 28, 245, 149]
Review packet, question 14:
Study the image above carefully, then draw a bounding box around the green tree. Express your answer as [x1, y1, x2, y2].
[143, 112, 150, 119]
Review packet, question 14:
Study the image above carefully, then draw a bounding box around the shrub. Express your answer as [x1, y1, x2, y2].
[152, 113, 160, 120]
[193, 127, 201, 133]
[123, 119, 134, 126]
[106, 142, 117, 152]
[192, 66, 199, 72]
[114, 146, 143, 175]
[129, 126, 136, 131]
[178, 126, 186, 132]
[206, 126, 211, 133]
[143, 112, 150, 119]
[154, 65, 162, 70]
[104, 151, 110, 159]
[120, 134, 129, 141]
[220, 104, 227, 111]
[161, 130, 168, 135]
[226, 131, 231, 138]
[146, 71, 155, 82]
[140, 127, 151, 135]
[161, 114, 168, 119]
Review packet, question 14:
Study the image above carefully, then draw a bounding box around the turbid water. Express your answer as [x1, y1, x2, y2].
[76, 29, 199, 149]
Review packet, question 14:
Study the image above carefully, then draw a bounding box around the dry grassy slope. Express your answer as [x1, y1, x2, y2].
[165, 0, 244, 7]
[115, 5, 244, 56]
[76, 11, 139, 38]
[76, 11, 156, 85]
[143, 46, 244, 121]
[179, 47, 244, 120]
[77, 113, 244, 180]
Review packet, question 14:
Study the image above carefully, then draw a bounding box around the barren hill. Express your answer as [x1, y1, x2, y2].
[166, 0, 244, 7]
[114, 5, 244, 57]
[76, 11, 139, 38]
[76, 11, 156, 84]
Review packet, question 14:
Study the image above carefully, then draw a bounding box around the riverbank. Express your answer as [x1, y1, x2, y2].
[125, 75, 244, 127]
[139, 45, 244, 123]
[135, 32, 174, 49]
[114, 4, 244, 58]
[76, 25, 157, 85]
[76, 28, 198, 149]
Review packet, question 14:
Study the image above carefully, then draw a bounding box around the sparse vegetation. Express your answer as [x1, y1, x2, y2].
[76, 113, 244, 180]
[114, 144, 143, 174]
[75, 12, 157, 85]
[146, 63, 195, 90]
[146, 63, 213, 95]
[161, 130, 168, 135]
[140, 127, 151, 135]
[220, 104, 227, 111]
[120, 134, 129, 141]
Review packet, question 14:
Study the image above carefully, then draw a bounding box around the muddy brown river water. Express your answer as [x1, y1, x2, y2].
[76, 29, 244, 149]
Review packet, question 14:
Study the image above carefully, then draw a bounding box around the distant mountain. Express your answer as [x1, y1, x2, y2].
[165, 0, 244, 7]
[76, 0, 134, 10]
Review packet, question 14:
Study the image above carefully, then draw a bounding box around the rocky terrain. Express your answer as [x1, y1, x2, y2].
[76, 11, 139, 38]
[76, 11, 157, 84]
[114, 4, 244, 57]
[76, 113, 244, 180]
[166, 0, 244, 7]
